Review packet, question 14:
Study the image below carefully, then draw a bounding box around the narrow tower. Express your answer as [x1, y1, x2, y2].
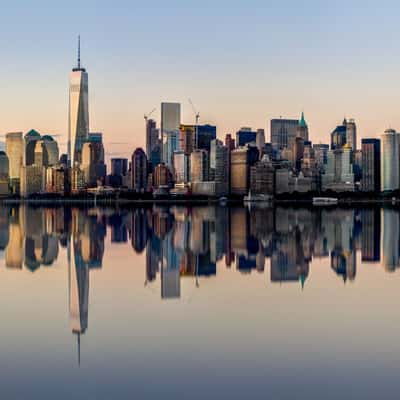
[68, 36, 89, 166]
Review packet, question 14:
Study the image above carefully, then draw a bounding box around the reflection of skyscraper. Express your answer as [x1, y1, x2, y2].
[161, 234, 180, 299]
[361, 208, 380, 262]
[68, 37, 89, 166]
[382, 209, 399, 271]
[69, 236, 89, 366]
[5, 211, 23, 269]
[131, 209, 148, 253]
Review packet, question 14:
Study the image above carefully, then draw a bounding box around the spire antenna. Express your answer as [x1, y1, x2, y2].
[78, 35, 81, 69]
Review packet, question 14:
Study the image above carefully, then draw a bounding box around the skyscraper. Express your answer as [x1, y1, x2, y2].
[161, 102, 181, 169]
[270, 118, 298, 150]
[380, 129, 399, 192]
[68, 37, 89, 166]
[346, 119, 357, 150]
[5, 132, 23, 193]
[132, 148, 148, 192]
[361, 138, 380, 192]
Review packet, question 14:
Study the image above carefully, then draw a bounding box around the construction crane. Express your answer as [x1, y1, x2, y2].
[144, 108, 156, 123]
[188, 99, 200, 147]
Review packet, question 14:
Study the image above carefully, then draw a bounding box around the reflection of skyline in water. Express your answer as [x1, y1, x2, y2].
[2, 205, 400, 285]
[0, 205, 397, 365]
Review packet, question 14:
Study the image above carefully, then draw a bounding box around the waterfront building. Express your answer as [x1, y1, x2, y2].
[361, 138, 380, 192]
[68, 38, 89, 166]
[6, 132, 23, 194]
[190, 149, 209, 182]
[161, 102, 181, 169]
[153, 163, 170, 188]
[381, 129, 399, 192]
[250, 155, 275, 195]
[131, 148, 148, 192]
[45, 166, 68, 194]
[173, 150, 189, 184]
[20, 165, 44, 197]
[230, 146, 259, 195]
[270, 118, 298, 150]
[82, 138, 106, 187]
[322, 145, 355, 191]
[71, 166, 85, 193]
[0, 152, 9, 195]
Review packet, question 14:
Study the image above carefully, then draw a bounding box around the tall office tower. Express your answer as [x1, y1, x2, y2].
[210, 139, 228, 184]
[293, 136, 305, 171]
[190, 149, 209, 182]
[381, 129, 399, 192]
[69, 37, 89, 166]
[5, 132, 23, 193]
[256, 129, 265, 155]
[24, 129, 41, 165]
[153, 163, 170, 188]
[296, 112, 309, 141]
[313, 143, 329, 171]
[34, 136, 59, 167]
[132, 148, 148, 192]
[346, 119, 357, 150]
[0, 152, 9, 195]
[145, 119, 157, 158]
[330, 120, 347, 149]
[361, 138, 381, 192]
[230, 146, 259, 195]
[213, 142, 229, 195]
[270, 118, 298, 150]
[179, 124, 196, 155]
[111, 158, 128, 176]
[81, 139, 106, 188]
[197, 124, 217, 151]
[250, 155, 275, 195]
[322, 145, 355, 191]
[236, 127, 257, 147]
[42, 136, 59, 166]
[225, 134, 235, 150]
[161, 102, 181, 169]
[173, 150, 189, 184]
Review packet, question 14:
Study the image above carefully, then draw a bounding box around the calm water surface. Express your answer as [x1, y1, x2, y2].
[0, 205, 399, 399]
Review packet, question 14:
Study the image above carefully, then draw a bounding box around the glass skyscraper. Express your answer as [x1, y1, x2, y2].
[161, 102, 181, 169]
[68, 38, 89, 166]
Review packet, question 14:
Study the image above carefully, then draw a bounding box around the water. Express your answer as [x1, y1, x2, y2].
[0, 204, 399, 399]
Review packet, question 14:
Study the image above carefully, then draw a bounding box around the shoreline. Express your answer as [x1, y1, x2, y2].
[0, 196, 397, 207]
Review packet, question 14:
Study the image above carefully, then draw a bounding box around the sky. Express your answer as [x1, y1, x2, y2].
[1, 0, 400, 159]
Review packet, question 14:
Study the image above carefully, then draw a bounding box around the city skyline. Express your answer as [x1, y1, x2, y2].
[2, 2, 400, 160]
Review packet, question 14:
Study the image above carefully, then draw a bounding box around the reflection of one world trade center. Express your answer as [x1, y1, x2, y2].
[68, 238, 89, 366]
[68, 212, 89, 367]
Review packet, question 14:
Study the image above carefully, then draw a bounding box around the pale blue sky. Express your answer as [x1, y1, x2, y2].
[1, 0, 400, 157]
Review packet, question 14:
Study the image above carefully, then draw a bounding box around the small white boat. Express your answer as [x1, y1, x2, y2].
[312, 197, 338, 206]
[244, 192, 273, 203]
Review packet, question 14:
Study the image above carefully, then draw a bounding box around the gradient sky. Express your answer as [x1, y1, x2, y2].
[1, 0, 400, 159]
